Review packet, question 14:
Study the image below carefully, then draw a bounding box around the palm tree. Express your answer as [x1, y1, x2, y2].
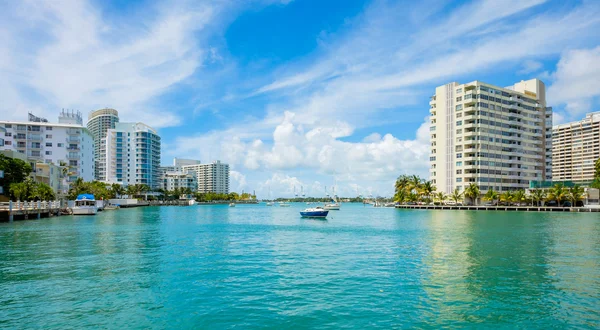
[409, 175, 422, 195]
[548, 184, 567, 207]
[450, 188, 463, 204]
[483, 189, 499, 205]
[111, 183, 125, 198]
[421, 181, 436, 202]
[500, 191, 514, 205]
[34, 183, 56, 201]
[513, 190, 527, 206]
[395, 175, 410, 194]
[529, 189, 547, 206]
[464, 183, 480, 206]
[395, 189, 407, 204]
[434, 192, 447, 205]
[568, 185, 586, 207]
[10, 182, 29, 201]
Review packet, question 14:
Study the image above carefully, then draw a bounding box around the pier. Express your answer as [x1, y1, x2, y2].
[0, 201, 62, 222]
[395, 205, 600, 212]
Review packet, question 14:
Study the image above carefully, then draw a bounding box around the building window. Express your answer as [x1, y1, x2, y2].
[58, 143, 64, 147]
[456, 120, 462, 126]
[456, 129, 462, 134]
[46, 134, 52, 138]
[456, 178, 462, 182]
[5, 132, 11, 137]
[46, 126, 52, 130]
[5, 124, 12, 128]
[456, 88, 462, 94]
[45, 151, 52, 155]
[46, 142, 52, 147]
[430, 126, 436, 131]
[456, 96, 462, 102]
[456, 153, 463, 158]
[456, 169, 462, 174]
[5, 141, 11, 145]
[456, 104, 463, 111]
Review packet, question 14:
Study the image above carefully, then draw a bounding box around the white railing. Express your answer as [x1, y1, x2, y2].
[0, 200, 62, 211]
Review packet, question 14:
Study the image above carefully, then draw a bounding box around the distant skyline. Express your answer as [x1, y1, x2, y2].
[1, 0, 599, 198]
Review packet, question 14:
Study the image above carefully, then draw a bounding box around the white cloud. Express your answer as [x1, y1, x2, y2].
[548, 46, 600, 117]
[0, 1, 224, 127]
[518, 60, 543, 74]
[552, 112, 566, 126]
[230, 170, 248, 193]
[174, 0, 600, 196]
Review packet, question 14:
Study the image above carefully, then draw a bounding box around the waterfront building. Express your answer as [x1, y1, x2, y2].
[160, 170, 197, 192]
[182, 160, 230, 194]
[32, 162, 62, 195]
[105, 122, 161, 189]
[0, 111, 94, 186]
[552, 112, 600, 183]
[429, 79, 552, 195]
[87, 108, 119, 181]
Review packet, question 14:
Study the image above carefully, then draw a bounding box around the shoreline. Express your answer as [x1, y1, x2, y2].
[395, 204, 600, 212]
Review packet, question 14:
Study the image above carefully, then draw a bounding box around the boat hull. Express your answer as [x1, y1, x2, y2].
[324, 204, 340, 210]
[71, 206, 98, 215]
[300, 210, 329, 218]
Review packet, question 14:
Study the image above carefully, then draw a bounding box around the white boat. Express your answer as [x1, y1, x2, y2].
[72, 194, 98, 215]
[279, 202, 290, 207]
[266, 202, 274, 206]
[229, 203, 236, 207]
[324, 202, 340, 210]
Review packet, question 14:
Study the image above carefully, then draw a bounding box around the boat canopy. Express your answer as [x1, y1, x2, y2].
[76, 194, 96, 201]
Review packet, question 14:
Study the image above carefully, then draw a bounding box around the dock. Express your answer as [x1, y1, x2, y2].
[0, 201, 62, 222]
[395, 205, 600, 212]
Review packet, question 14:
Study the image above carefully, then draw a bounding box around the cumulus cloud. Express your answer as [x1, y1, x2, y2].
[548, 46, 600, 117]
[169, 0, 600, 196]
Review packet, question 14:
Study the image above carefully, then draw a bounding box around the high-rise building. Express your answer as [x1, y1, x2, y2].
[182, 161, 230, 194]
[429, 79, 552, 195]
[0, 111, 94, 187]
[552, 112, 600, 183]
[87, 108, 119, 181]
[105, 122, 161, 189]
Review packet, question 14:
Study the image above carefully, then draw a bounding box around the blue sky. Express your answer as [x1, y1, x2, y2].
[1, 0, 600, 198]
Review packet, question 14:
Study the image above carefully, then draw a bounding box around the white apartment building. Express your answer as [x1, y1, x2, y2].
[182, 160, 230, 194]
[429, 79, 552, 194]
[160, 170, 197, 192]
[0, 111, 94, 185]
[105, 122, 161, 189]
[87, 108, 119, 181]
[552, 112, 600, 183]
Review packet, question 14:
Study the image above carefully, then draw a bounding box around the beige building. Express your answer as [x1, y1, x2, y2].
[552, 112, 600, 183]
[32, 162, 63, 195]
[429, 79, 552, 195]
[182, 160, 230, 194]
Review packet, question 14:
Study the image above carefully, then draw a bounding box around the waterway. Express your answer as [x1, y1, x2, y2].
[1, 204, 599, 328]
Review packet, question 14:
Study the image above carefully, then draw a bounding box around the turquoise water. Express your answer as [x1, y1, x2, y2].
[1, 203, 599, 328]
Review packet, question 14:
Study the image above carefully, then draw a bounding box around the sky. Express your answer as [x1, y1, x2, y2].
[1, 0, 600, 198]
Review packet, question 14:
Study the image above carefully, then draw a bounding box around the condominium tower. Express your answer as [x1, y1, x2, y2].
[105, 122, 161, 189]
[429, 79, 552, 194]
[552, 112, 600, 183]
[87, 108, 119, 181]
[182, 161, 230, 194]
[0, 111, 94, 185]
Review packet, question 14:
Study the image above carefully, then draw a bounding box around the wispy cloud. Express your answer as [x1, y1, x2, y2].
[171, 0, 600, 196]
[0, 0, 225, 127]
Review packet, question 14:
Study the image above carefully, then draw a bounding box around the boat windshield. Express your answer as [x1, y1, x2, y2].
[75, 200, 96, 207]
